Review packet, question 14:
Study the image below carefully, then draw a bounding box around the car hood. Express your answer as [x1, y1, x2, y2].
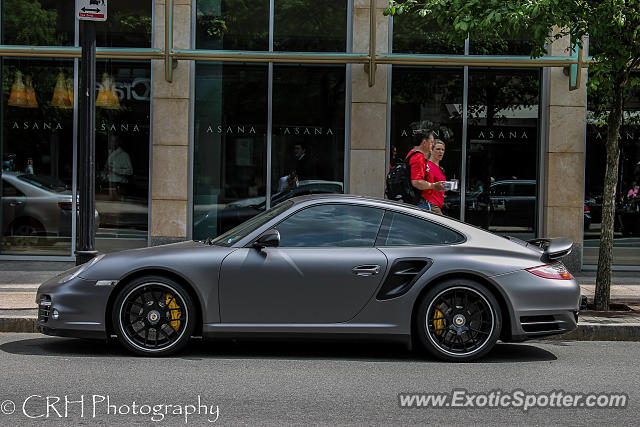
[78, 240, 236, 281]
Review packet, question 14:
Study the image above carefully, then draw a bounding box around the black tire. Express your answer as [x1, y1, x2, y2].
[414, 279, 502, 362]
[112, 275, 195, 356]
[8, 218, 45, 247]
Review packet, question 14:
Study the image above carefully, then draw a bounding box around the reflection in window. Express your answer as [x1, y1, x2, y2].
[93, 60, 151, 252]
[196, 0, 269, 50]
[465, 69, 539, 237]
[390, 67, 463, 216]
[382, 212, 464, 246]
[393, 15, 464, 54]
[1, 59, 74, 255]
[193, 63, 268, 239]
[1, 0, 74, 46]
[584, 72, 640, 265]
[271, 65, 345, 204]
[277, 204, 384, 247]
[469, 33, 536, 56]
[274, 0, 347, 52]
[93, 0, 152, 47]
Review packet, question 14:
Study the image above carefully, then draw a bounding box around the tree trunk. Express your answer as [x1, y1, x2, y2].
[594, 79, 624, 311]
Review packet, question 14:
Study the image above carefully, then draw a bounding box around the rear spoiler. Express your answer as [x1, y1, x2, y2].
[526, 237, 573, 261]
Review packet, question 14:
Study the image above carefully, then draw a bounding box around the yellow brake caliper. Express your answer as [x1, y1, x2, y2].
[166, 293, 181, 331]
[433, 305, 445, 335]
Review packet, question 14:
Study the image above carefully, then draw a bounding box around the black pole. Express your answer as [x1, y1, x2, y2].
[76, 20, 97, 265]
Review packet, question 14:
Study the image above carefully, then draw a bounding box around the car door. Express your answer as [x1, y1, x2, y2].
[218, 203, 388, 323]
[2, 178, 27, 232]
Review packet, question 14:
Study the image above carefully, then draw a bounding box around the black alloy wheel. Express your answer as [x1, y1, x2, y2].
[415, 279, 501, 362]
[113, 276, 195, 356]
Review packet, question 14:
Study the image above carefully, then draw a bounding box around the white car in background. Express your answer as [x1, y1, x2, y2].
[2, 172, 99, 244]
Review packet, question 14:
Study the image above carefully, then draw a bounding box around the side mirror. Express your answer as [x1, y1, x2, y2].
[253, 229, 280, 249]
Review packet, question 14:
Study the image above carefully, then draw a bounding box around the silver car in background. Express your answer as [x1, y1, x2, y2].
[2, 172, 99, 244]
[37, 195, 582, 361]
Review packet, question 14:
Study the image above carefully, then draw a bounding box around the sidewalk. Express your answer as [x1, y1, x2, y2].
[1, 263, 639, 340]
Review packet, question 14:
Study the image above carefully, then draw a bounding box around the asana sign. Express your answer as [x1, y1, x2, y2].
[76, 0, 108, 21]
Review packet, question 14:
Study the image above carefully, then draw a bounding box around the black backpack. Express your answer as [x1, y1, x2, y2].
[385, 151, 422, 205]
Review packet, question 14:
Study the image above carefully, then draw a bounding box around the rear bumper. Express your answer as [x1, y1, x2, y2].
[495, 270, 581, 342]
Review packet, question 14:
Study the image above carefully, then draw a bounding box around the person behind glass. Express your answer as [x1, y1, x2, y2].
[25, 158, 34, 175]
[407, 130, 445, 210]
[390, 145, 403, 168]
[424, 139, 449, 215]
[293, 142, 313, 181]
[105, 134, 133, 199]
[628, 182, 639, 199]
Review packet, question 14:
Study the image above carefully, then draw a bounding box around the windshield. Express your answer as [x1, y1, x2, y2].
[209, 200, 294, 247]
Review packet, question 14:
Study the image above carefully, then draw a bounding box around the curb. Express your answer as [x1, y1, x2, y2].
[1, 317, 640, 341]
[0, 317, 38, 333]
[552, 323, 640, 341]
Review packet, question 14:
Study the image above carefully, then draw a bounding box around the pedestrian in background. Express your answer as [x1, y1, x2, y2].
[407, 130, 445, 210]
[425, 139, 448, 214]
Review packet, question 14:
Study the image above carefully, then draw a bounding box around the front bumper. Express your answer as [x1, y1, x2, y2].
[36, 272, 114, 340]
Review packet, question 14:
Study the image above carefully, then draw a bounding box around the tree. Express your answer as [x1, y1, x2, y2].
[385, 0, 640, 310]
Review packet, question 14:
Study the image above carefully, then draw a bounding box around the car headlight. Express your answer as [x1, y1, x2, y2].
[58, 254, 105, 284]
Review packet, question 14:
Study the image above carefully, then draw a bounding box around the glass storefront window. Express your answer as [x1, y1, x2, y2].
[271, 64, 345, 204]
[390, 67, 540, 238]
[93, 0, 152, 48]
[392, 16, 464, 55]
[464, 69, 540, 238]
[1, 0, 74, 46]
[193, 63, 346, 240]
[196, 0, 269, 51]
[193, 62, 268, 239]
[390, 67, 464, 215]
[93, 60, 151, 253]
[584, 74, 640, 265]
[1, 2, 152, 258]
[274, 0, 347, 52]
[468, 33, 536, 56]
[1, 59, 74, 255]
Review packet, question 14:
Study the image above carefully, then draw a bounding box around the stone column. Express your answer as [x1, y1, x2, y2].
[150, 0, 191, 245]
[349, 1, 389, 197]
[544, 33, 587, 271]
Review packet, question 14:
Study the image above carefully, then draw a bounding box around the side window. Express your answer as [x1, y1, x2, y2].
[2, 181, 24, 197]
[276, 204, 384, 247]
[382, 212, 465, 246]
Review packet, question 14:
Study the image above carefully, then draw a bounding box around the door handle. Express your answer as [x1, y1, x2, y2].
[352, 265, 381, 277]
[9, 201, 23, 207]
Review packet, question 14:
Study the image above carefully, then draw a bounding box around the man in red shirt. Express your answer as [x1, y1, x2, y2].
[406, 130, 445, 210]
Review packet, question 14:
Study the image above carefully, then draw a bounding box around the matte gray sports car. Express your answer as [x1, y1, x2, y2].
[37, 195, 582, 361]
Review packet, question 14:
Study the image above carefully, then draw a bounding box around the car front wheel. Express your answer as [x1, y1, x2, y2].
[112, 276, 195, 356]
[415, 279, 502, 362]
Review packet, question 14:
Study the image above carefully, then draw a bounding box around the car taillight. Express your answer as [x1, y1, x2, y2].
[526, 263, 573, 280]
[584, 205, 590, 212]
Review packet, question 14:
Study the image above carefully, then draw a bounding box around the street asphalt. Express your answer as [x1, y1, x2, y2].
[0, 334, 638, 425]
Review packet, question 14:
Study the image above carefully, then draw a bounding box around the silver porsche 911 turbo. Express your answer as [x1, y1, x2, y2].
[37, 195, 583, 361]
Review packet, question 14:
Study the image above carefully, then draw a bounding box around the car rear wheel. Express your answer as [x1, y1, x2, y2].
[112, 276, 195, 356]
[415, 279, 501, 362]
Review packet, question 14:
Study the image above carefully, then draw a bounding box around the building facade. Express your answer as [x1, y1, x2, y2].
[1, 0, 639, 270]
